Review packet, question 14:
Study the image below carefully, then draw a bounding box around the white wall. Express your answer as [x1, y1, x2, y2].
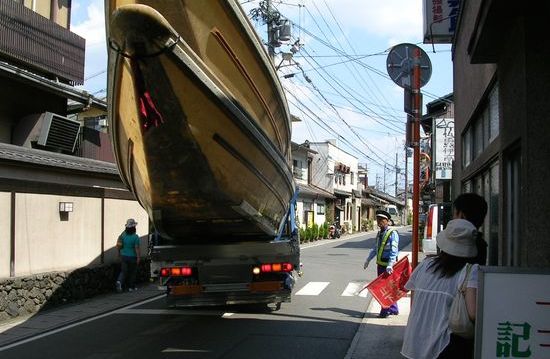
[103, 198, 149, 263]
[15, 194, 102, 276]
[309, 143, 333, 192]
[296, 198, 327, 229]
[292, 150, 308, 186]
[4, 193, 149, 278]
[0, 192, 11, 278]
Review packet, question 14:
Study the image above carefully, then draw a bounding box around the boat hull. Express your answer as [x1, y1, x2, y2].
[105, 1, 294, 241]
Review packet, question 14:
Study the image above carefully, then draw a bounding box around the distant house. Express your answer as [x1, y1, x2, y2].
[291, 141, 334, 230]
[307, 140, 361, 233]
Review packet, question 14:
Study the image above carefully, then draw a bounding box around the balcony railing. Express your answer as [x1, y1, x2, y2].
[0, 0, 85, 85]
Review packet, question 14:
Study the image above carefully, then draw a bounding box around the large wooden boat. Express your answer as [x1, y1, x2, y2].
[105, 1, 294, 241]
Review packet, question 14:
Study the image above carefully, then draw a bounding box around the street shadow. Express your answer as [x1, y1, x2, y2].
[0, 234, 151, 332]
[309, 306, 365, 318]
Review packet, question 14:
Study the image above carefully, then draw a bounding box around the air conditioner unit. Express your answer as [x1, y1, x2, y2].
[37, 112, 81, 152]
[13, 112, 81, 153]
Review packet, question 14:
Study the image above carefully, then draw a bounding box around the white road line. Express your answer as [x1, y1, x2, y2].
[294, 282, 329, 296]
[357, 284, 369, 298]
[0, 294, 165, 352]
[341, 281, 364, 297]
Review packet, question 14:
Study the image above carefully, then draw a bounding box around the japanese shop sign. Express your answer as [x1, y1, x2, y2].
[476, 267, 550, 358]
[434, 118, 454, 180]
[423, 0, 460, 43]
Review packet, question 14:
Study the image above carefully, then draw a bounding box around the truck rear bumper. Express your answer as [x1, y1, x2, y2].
[165, 288, 292, 307]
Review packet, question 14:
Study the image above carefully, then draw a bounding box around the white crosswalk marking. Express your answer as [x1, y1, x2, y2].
[341, 282, 362, 296]
[295, 281, 330, 295]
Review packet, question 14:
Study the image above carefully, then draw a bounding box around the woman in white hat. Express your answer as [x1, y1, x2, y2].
[401, 219, 478, 359]
[115, 218, 141, 292]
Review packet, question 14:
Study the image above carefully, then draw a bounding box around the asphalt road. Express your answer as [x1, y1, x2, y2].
[1, 228, 411, 359]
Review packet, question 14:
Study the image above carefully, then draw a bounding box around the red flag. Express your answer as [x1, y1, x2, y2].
[363, 256, 412, 308]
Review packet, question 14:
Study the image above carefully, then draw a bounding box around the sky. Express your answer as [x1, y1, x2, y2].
[70, 0, 453, 195]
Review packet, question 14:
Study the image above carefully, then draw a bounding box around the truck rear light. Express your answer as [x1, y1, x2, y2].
[272, 263, 282, 272]
[160, 266, 193, 277]
[160, 268, 170, 277]
[281, 263, 293, 272]
[255, 262, 293, 274]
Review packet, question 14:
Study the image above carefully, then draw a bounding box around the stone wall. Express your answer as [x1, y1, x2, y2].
[0, 261, 150, 322]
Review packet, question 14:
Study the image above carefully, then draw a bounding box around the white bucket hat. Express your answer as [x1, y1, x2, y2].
[125, 218, 138, 228]
[436, 219, 478, 258]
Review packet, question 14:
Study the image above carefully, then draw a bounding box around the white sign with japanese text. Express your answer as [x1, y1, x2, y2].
[434, 118, 454, 180]
[423, 0, 460, 43]
[476, 267, 550, 359]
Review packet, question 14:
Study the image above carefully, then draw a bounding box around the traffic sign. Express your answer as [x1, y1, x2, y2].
[386, 43, 432, 89]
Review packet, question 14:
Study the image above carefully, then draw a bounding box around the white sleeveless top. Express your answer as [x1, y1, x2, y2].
[401, 257, 478, 359]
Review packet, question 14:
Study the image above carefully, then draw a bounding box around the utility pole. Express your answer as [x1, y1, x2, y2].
[266, 0, 276, 61]
[394, 153, 398, 197]
[383, 164, 387, 193]
[404, 147, 409, 225]
[411, 47, 422, 269]
[386, 43, 431, 270]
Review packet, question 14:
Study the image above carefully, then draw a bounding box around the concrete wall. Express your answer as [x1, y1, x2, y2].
[15, 194, 102, 275]
[0, 193, 148, 279]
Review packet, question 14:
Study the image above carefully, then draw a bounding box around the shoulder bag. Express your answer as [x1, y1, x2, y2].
[448, 263, 475, 338]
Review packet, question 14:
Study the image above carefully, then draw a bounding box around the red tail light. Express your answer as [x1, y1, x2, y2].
[160, 268, 170, 277]
[281, 263, 293, 272]
[160, 266, 193, 277]
[257, 263, 293, 273]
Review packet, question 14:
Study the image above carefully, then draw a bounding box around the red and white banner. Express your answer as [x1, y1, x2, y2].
[363, 256, 412, 308]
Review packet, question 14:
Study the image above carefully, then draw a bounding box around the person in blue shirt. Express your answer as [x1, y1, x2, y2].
[116, 218, 141, 292]
[363, 209, 400, 317]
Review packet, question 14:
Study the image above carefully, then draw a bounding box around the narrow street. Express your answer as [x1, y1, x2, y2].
[0, 230, 411, 359]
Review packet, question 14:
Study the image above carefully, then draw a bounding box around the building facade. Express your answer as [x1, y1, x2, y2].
[453, 0, 550, 266]
[308, 140, 360, 233]
[0, 0, 147, 281]
[291, 142, 333, 230]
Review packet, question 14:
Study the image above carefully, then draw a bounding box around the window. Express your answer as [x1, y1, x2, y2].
[303, 202, 313, 211]
[351, 172, 354, 185]
[462, 82, 499, 168]
[505, 150, 520, 266]
[462, 160, 499, 265]
[489, 84, 499, 142]
[317, 203, 325, 215]
[462, 128, 472, 167]
[473, 117, 483, 158]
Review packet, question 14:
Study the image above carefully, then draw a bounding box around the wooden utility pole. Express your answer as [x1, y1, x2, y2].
[266, 0, 276, 61]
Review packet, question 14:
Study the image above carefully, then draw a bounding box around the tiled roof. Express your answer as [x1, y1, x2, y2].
[0, 143, 118, 175]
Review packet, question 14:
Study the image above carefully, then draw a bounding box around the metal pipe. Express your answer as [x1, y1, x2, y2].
[412, 47, 422, 269]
